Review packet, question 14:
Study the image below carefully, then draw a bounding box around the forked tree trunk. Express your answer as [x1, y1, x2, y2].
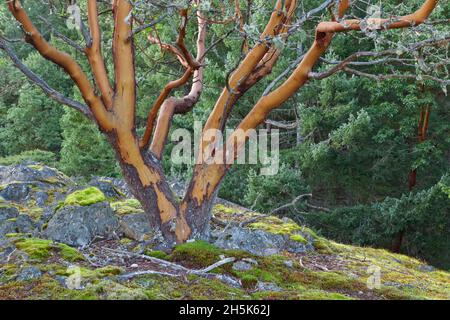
[107, 130, 225, 245]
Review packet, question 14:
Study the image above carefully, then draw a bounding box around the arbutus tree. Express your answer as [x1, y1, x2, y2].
[0, 0, 447, 245]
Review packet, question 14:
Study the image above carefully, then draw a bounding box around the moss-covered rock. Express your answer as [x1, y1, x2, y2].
[14, 238, 54, 261]
[110, 199, 143, 215]
[64, 187, 106, 207]
[14, 238, 84, 262]
[57, 243, 85, 262]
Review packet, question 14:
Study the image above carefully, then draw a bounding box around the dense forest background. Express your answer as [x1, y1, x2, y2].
[0, 1, 449, 268]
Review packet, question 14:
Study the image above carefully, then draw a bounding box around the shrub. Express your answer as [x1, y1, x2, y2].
[244, 164, 310, 213]
[0, 149, 56, 167]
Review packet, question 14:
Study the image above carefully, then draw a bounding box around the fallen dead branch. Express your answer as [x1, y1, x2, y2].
[100, 247, 240, 287]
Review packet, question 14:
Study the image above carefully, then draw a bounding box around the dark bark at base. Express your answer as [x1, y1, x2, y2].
[181, 189, 218, 241]
[102, 121, 232, 244]
[106, 132, 180, 245]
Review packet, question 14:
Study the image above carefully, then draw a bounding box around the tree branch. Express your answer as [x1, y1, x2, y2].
[139, 6, 202, 150]
[223, 0, 439, 166]
[7, 0, 113, 130]
[343, 67, 450, 86]
[86, 0, 113, 109]
[309, 36, 450, 81]
[271, 194, 312, 215]
[112, 0, 136, 128]
[201, 0, 296, 147]
[317, 0, 438, 33]
[149, 1, 208, 158]
[0, 37, 93, 120]
[139, 68, 193, 149]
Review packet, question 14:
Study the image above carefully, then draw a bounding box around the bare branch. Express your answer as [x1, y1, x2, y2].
[271, 194, 313, 215]
[344, 67, 450, 86]
[102, 247, 239, 287]
[309, 36, 450, 81]
[38, 16, 84, 53]
[147, 1, 208, 157]
[0, 37, 93, 120]
[265, 119, 298, 130]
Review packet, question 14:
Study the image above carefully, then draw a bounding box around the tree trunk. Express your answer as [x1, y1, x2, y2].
[106, 131, 225, 245]
[179, 164, 227, 241]
[106, 131, 180, 244]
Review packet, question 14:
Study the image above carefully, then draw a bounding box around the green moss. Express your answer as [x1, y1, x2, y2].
[94, 280, 148, 300]
[170, 240, 223, 268]
[15, 238, 54, 261]
[248, 217, 302, 236]
[248, 216, 314, 246]
[235, 267, 279, 286]
[64, 265, 124, 281]
[96, 266, 125, 277]
[145, 250, 169, 260]
[38, 263, 71, 276]
[27, 164, 44, 171]
[0, 275, 99, 300]
[290, 234, 307, 243]
[300, 226, 319, 239]
[57, 243, 85, 262]
[313, 238, 333, 254]
[213, 204, 240, 215]
[110, 199, 143, 215]
[133, 274, 248, 300]
[311, 271, 366, 292]
[5, 232, 29, 238]
[119, 238, 133, 245]
[64, 187, 106, 206]
[241, 274, 258, 289]
[22, 207, 44, 222]
[300, 290, 353, 300]
[1, 264, 18, 276]
[252, 289, 353, 300]
[14, 238, 84, 262]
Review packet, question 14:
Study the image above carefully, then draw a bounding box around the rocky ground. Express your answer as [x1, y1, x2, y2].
[0, 163, 448, 300]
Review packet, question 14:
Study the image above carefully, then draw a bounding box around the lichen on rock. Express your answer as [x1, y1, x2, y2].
[44, 202, 119, 247]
